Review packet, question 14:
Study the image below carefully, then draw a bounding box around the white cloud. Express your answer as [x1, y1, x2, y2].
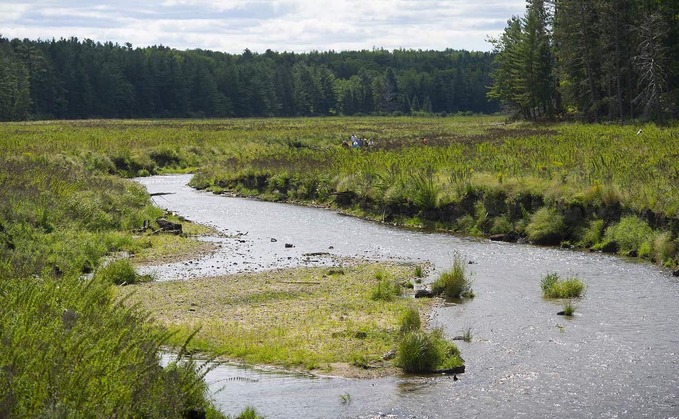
[0, 0, 526, 52]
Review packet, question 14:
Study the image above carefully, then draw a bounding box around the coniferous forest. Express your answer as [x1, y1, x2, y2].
[489, 0, 679, 123]
[0, 36, 497, 121]
[2, 0, 679, 123]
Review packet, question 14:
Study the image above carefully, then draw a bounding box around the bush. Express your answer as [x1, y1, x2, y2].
[398, 306, 421, 334]
[431, 254, 474, 298]
[526, 208, 565, 245]
[541, 272, 585, 298]
[95, 259, 149, 285]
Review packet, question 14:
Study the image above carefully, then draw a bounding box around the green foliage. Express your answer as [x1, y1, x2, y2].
[461, 327, 473, 343]
[396, 329, 462, 374]
[398, 305, 421, 334]
[526, 208, 566, 245]
[233, 406, 264, 419]
[561, 300, 576, 316]
[431, 254, 474, 299]
[541, 273, 585, 299]
[579, 219, 605, 248]
[0, 276, 220, 417]
[603, 216, 655, 257]
[370, 273, 401, 301]
[94, 259, 150, 285]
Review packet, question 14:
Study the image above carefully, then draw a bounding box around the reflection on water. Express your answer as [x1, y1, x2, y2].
[140, 175, 679, 418]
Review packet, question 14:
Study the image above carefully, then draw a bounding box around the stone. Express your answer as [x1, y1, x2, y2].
[415, 289, 434, 298]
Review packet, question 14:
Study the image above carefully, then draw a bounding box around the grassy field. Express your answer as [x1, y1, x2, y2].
[122, 263, 439, 377]
[5, 116, 673, 264]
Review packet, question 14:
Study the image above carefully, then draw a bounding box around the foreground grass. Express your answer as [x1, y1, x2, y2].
[122, 263, 435, 376]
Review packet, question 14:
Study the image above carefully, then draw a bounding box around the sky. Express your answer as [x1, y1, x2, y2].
[0, 1, 527, 54]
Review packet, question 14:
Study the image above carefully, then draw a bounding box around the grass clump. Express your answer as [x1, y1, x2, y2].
[461, 327, 473, 343]
[603, 216, 655, 257]
[396, 329, 462, 374]
[525, 208, 566, 245]
[541, 272, 585, 298]
[370, 271, 401, 301]
[561, 300, 576, 316]
[232, 406, 264, 419]
[431, 254, 474, 299]
[398, 305, 422, 334]
[94, 258, 151, 285]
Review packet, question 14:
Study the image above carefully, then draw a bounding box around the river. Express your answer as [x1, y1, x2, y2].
[138, 175, 679, 418]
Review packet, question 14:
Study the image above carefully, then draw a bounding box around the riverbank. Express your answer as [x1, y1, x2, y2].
[122, 261, 439, 379]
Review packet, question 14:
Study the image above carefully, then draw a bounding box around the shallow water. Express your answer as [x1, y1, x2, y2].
[139, 175, 679, 418]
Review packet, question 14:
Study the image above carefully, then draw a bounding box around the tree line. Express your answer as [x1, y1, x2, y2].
[0, 36, 499, 121]
[488, 0, 679, 123]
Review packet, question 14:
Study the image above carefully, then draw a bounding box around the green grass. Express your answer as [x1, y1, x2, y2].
[2, 117, 679, 265]
[431, 254, 475, 299]
[0, 152, 223, 416]
[94, 258, 151, 285]
[541, 273, 585, 299]
[398, 305, 422, 334]
[370, 271, 402, 301]
[122, 263, 434, 374]
[561, 300, 576, 316]
[0, 276, 221, 417]
[395, 329, 463, 374]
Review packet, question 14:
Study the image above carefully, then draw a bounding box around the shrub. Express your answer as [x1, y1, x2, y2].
[541, 272, 585, 298]
[431, 254, 474, 298]
[414, 265, 424, 278]
[398, 305, 421, 334]
[526, 208, 565, 245]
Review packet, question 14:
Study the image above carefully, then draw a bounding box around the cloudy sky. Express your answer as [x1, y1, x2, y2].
[0, 1, 526, 53]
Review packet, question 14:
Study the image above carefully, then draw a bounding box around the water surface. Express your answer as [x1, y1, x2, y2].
[139, 175, 679, 418]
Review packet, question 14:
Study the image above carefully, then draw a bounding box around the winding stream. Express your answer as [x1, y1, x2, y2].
[138, 175, 679, 418]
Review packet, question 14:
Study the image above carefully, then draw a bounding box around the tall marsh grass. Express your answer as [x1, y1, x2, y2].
[0, 276, 220, 417]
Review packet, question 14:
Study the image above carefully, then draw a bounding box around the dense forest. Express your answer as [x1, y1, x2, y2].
[0, 36, 498, 121]
[489, 0, 679, 122]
